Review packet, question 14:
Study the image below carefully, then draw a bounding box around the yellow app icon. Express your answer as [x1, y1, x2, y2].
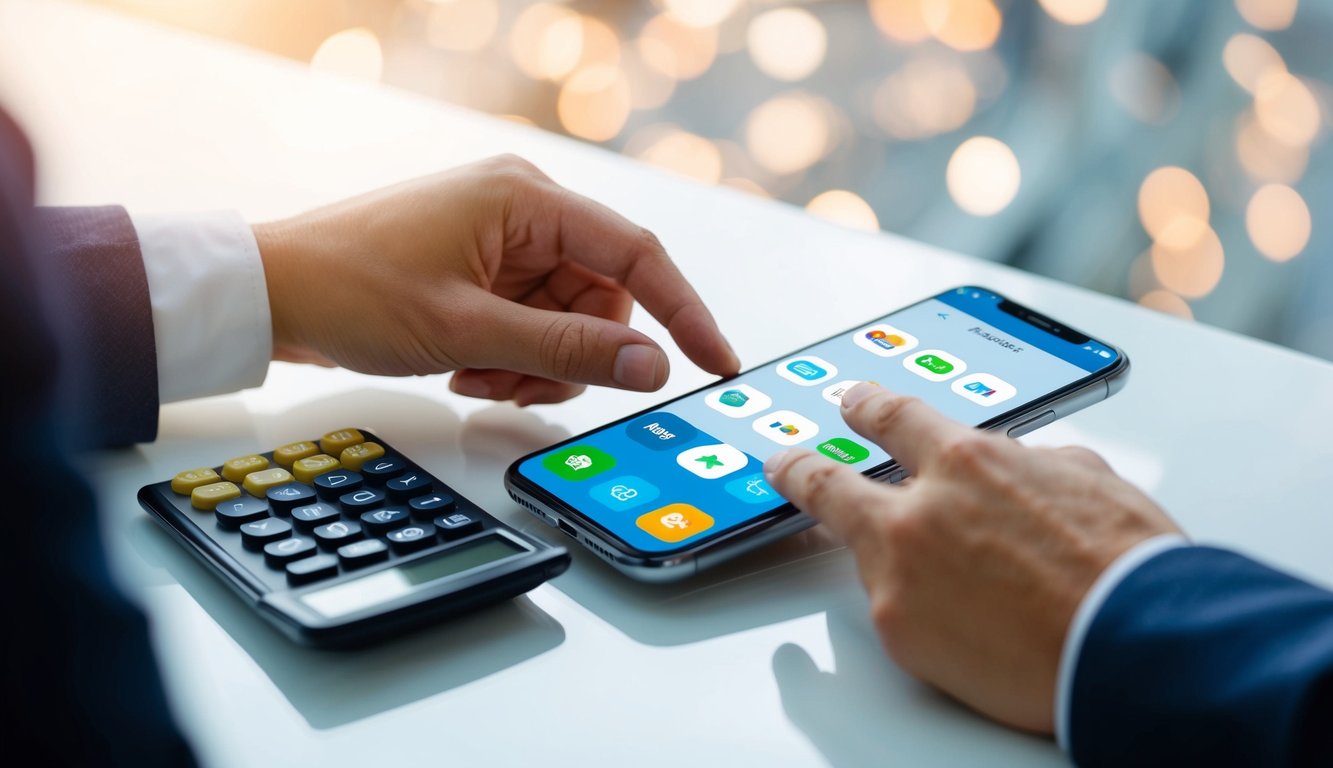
[636, 504, 714, 543]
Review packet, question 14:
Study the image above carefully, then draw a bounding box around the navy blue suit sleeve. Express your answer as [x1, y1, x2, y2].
[1070, 546, 1333, 766]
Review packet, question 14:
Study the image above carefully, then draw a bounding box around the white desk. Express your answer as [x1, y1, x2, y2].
[5, 2, 1332, 765]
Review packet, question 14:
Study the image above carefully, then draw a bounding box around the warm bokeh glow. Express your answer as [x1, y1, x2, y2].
[1109, 53, 1179, 125]
[635, 129, 723, 184]
[639, 13, 718, 80]
[874, 57, 976, 139]
[1235, 0, 1299, 31]
[1151, 227, 1224, 298]
[1222, 34, 1287, 95]
[1246, 183, 1312, 262]
[806, 190, 880, 232]
[660, 0, 742, 29]
[509, 4, 579, 80]
[946, 136, 1021, 216]
[1138, 167, 1210, 248]
[869, 0, 932, 43]
[1254, 71, 1321, 147]
[1236, 109, 1309, 184]
[1138, 290, 1194, 320]
[310, 28, 382, 82]
[424, 0, 499, 52]
[745, 94, 831, 175]
[556, 65, 631, 142]
[621, 48, 677, 111]
[923, 0, 1003, 52]
[1036, 0, 1107, 26]
[747, 8, 827, 82]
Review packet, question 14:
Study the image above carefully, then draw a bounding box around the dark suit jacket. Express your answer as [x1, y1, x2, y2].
[0, 109, 193, 765]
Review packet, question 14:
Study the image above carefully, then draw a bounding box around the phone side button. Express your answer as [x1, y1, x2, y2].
[1006, 410, 1057, 439]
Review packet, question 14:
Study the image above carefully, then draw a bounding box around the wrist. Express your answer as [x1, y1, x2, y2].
[253, 219, 308, 363]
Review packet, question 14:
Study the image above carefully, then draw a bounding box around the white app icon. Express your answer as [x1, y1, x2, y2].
[776, 355, 838, 386]
[752, 410, 820, 446]
[821, 380, 862, 406]
[704, 383, 773, 418]
[903, 349, 967, 381]
[950, 373, 1017, 406]
[853, 324, 919, 357]
[676, 443, 749, 480]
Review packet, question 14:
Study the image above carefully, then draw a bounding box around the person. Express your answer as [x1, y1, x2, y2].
[764, 381, 1333, 766]
[1, 106, 738, 763]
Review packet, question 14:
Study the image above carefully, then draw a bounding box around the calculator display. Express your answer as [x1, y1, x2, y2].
[301, 535, 523, 619]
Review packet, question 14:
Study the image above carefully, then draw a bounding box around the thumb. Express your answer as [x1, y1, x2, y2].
[450, 294, 670, 391]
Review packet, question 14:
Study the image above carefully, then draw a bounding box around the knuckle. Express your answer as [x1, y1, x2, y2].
[539, 319, 592, 381]
[862, 394, 923, 435]
[936, 434, 1000, 473]
[799, 460, 847, 509]
[869, 590, 908, 651]
[1059, 445, 1109, 469]
[636, 226, 667, 257]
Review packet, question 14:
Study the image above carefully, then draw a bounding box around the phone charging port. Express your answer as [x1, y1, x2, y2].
[556, 519, 578, 539]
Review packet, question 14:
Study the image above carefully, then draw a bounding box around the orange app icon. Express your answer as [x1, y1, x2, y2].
[636, 504, 714, 543]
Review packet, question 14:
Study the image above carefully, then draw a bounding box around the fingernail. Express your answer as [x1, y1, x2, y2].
[840, 381, 879, 410]
[451, 377, 492, 399]
[764, 450, 792, 479]
[613, 344, 666, 390]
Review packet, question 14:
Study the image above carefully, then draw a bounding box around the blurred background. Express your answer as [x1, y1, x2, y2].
[83, 0, 1330, 360]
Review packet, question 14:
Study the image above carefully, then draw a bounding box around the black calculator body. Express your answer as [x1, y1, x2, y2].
[139, 429, 570, 648]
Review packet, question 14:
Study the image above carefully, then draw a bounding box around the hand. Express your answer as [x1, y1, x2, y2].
[253, 155, 739, 405]
[762, 382, 1181, 734]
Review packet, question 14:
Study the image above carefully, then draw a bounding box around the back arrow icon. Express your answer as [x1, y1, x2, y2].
[937, 313, 949, 320]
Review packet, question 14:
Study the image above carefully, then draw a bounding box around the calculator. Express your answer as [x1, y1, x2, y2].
[139, 428, 570, 648]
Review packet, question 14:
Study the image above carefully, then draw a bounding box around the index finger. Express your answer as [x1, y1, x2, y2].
[839, 382, 973, 475]
[550, 186, 740, 377]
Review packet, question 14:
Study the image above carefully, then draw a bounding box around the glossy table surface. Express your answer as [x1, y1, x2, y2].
[4, 1, 1332, 765]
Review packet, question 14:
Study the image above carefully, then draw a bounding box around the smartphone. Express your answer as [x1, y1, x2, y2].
[505, 286, 1129, 582]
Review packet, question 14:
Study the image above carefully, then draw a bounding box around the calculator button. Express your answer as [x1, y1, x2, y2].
[243, 468, 296, 498]
[434, 511, 483, 540]
[314, 519, 364, 548]
[313, 470, 363, 500]
[173, 468, 221, 496]
[361, 456, 407, 485]
[360, 506, 411, 535]
[273, 440, 319, 467]
[290, 502, 341, 531]
[240, 517, 292, 548]
[286, 554, 339, 586]
[340, 488, 386, 515]
[222, 454, 270, 483]
[191, 481, 241, 511]
[386, 472, 432, 503]
[319, 428, 364, 457]
[409, 492, 456, 518]
[292, 454, 341, 484]
[338, 538, 389, 569]
[264, 536, 317, 567]
[339, 441, 385, 473]
[214, 496, 269, 528]
[386, 523, 436, 554]
[266, 483, 317, 515]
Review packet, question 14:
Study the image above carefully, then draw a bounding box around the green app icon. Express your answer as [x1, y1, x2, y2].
[914, 354, 955, 375]
[817, 437, 870, 464]
[543, 445, 616, 481]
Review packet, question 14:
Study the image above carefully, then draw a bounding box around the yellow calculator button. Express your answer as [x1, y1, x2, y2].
[320, 428, 364, 457]
[171, 467, 221, 496]
[292, 454, 341, 484]
[273, 441, 319, 467]
[191, 481, 241, 510]
[222, 454, 269, 483]
[242, 467, 295, 497]
[339, 442, 385, 472]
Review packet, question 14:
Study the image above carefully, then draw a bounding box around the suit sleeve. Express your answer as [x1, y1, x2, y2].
[1069, 545, 1333, 766]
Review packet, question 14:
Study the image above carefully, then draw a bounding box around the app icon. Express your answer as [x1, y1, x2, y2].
[676, 443, 749, 480]
[636, 503, 715, 543]
[590, 475, 661, 510]
[626, 412, 699, 451]
[776, 355, 838, 386]
[853, 324, 919, 358]
[817, 437, 871, 464]
[903, 349, 967, 381]
[950, 373, 1017, 406]
[752, 410, 820, 446]
[724, 473, 782, 505]
[821, 379, 863, 406]
[704, 383, 772, 418]
[542, 444, 616, 481]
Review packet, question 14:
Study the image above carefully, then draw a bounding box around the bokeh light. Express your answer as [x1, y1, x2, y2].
[639, 13, 718, 80]
[660, 0, 742, 29]
[633, 128, 723, 184]
[1235, 0, 1299, 31]
[1254, 71, 1321, 147]
[747, 8, 827, 82]
[1235, 109, 1309, 183]
[1137, 167, 1210, 248]
[509, 4, 580, 80]
[869, 0, 932, 43]
[310, 28, 382, 81]
[1151, 227, 1225, 298]
[745, 93, 832, 175]
[923, 0, 1003, 52]
[424, 0, 499, 52]
[1138, 290, 1195, 320]
[873, 56, 976, 139]
[1246, 183, 1312, 262]
[806, 190, 880, 232]
[1222, 34, 1287, 95]
[946, 136, 1021, 216]
[1037, 0, 1108, 26]
[556, 65, 631, 142]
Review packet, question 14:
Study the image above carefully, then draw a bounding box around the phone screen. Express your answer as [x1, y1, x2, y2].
[514, 287, 1121, 555]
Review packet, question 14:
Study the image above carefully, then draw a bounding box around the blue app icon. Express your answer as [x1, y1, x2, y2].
[787, 360, 827, 380]
[591, 475, 660, 510]
[626, 412, 699, 451]
[724, 473, 781, 505]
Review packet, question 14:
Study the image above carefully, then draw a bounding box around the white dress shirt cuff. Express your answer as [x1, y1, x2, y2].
[133, 211, 272, 403]
[1055, 532, 1190, 752]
